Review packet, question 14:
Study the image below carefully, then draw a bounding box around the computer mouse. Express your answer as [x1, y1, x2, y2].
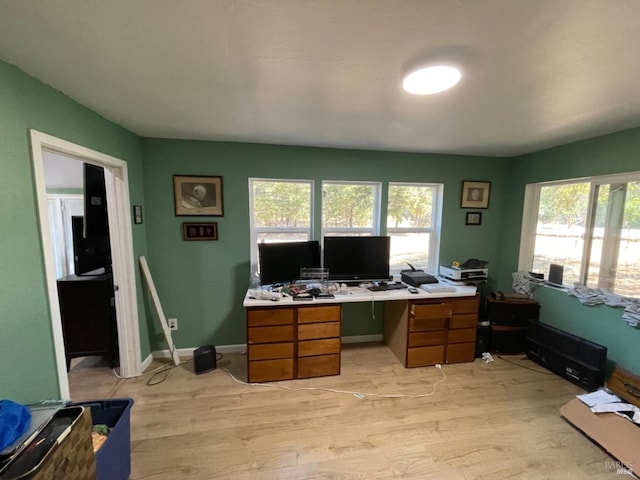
[408, 287, 419, 293]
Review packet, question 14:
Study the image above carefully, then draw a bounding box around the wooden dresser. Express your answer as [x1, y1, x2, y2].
[246, 304, 341, 382]
[383, 295, 479, 367]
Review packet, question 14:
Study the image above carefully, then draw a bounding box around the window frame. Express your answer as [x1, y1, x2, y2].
[386, 182, 443, 274]
[248, 177, 314, 274]
[518, 171, 640, 295]
[321, 180, 382, 237]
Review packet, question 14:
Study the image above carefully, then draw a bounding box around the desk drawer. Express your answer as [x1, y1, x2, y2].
[248, 358, 294, 382]
[411, 303, 452, 320]
[247, 308, 294, 327]
[298, 354, 340, 378]
[298, 305, 341, 323]
[409, 317, 448, 332]
[248, 325, 294, 344]
[407, 345, 445, 367]
[298, 321, 340, 340]
[408, 330, 447, 347]
[447, 327, 476, 344]
[446, 343, 476, 363]
[298, 338, 341, 357]
[248, 342, 293, 361]
[450, 314, 477, 329]
[452, 297, 479, 314]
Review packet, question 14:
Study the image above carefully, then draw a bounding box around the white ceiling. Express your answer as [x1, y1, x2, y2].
[1, 0, 640, 157]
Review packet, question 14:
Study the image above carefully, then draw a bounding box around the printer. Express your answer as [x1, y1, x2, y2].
[440, 258, 488, 281]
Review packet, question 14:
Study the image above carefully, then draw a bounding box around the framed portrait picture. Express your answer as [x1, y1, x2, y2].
[460, 181, 491, 209]
[466, 211, 482, 226]
[173, 175, 224, 216]
[182, 222, 218, 241]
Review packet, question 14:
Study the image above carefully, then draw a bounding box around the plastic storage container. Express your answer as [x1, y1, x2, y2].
[71, 399, 133, 480]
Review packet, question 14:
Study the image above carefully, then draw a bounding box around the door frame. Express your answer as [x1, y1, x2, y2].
[30, 130, 141, 398]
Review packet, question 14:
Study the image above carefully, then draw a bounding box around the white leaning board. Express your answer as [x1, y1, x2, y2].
[139, 256, 181, 367]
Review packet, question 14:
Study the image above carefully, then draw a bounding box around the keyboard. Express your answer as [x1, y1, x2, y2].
[367, 283, 408, 292]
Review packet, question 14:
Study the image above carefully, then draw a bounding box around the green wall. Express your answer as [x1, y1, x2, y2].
[0, 60, 148, 403]
[141, 139, 509, 349]
[3, 55, 639, 405]
[498, 127, 640, 373]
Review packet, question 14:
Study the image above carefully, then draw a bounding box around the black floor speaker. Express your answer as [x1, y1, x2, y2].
[194, 345, 217, 374]
[526, 320, 607, 391]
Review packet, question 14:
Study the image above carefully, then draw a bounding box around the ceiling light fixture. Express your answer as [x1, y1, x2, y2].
[402, 65, 461, 95]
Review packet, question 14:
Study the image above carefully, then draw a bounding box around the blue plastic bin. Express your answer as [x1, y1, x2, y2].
[71, 398, 133, 480]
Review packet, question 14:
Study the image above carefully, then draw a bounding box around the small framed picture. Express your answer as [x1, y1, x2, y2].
[466, 212, 482, 226]
[182, 222, 218, 241]
[173, 175, 224, 216]
[133, 205, 143, 224]
[461, 181, 491, 209]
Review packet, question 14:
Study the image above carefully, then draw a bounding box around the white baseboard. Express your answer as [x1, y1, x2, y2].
[140, 353, 154, 373]
[152, 343, 246, 360]
[342, 334, 383, 344]
[151, 336, 383, 360]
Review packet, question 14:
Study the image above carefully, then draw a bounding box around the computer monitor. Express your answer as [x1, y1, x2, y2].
[258, 240, 321, 285]
[323, 236, 391, 283]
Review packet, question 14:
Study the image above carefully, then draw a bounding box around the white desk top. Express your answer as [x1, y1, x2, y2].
[243, 283, 477, 307]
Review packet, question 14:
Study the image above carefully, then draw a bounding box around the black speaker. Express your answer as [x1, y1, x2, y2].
[548, 264, 564, 286]
[193, 345, 216, 374]
[526, 320, 607, 391]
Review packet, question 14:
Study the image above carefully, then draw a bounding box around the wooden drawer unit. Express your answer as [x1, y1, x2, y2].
[384, 295, 479, 368]
[296, 305, 341, 379]
[246, 304, 342, 382]
[247, 307, 296, 382]
[446, 295, 479, 364]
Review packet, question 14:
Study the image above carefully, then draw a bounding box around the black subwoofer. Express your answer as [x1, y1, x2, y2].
[194, 345, 217, 374]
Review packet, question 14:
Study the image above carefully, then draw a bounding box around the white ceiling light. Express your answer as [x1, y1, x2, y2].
[402, 65, 461, 95]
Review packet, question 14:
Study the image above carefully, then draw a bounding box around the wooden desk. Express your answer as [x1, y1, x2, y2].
[243, 285, 479, 382]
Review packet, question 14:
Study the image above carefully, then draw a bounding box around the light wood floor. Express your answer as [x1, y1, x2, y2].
[69, 344, 623, 479]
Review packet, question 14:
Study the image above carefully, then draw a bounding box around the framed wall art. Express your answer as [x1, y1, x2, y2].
[182, 222, 218, 241]
[173, 175, 224, 216]
[465, 211, 482, 226]
[460, 180, 491, 209]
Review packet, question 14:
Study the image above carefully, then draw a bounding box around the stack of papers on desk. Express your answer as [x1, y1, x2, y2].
[421, 285, 457, 293]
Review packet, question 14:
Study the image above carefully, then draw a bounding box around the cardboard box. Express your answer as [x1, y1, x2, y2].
[560, 398, 639, 476]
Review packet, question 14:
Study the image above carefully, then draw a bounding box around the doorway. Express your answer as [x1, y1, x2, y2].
[30, 130, 141, 399]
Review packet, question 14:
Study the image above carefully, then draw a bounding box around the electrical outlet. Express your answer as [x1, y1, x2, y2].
[168, 318, 178, 331]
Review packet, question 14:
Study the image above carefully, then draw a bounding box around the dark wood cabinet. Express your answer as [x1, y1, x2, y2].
[486, 296, 539, 353]
[56, 273, 119, 370]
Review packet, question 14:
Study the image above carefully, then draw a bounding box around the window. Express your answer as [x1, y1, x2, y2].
[321, 181, 381, 237]
[519, 173, 640, 297]
[387, 183, 443, 274]
[47, 194, 84, 278]
[249, 178, 314, 274]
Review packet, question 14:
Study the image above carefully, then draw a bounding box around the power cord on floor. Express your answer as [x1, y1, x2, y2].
[496, 354, 554, 375]
[220, 363, 446, 399]
[146, 352, 224, 386]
